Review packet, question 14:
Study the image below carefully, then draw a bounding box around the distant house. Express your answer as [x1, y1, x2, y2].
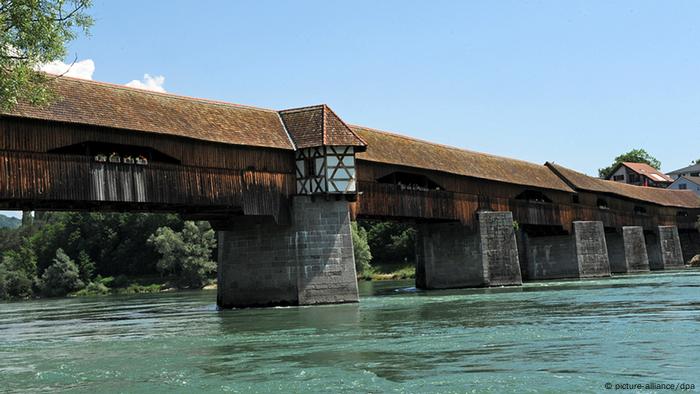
[667, 176, 700, 196]
[605, 162, 673, 188]
[666, 163, 700, 180]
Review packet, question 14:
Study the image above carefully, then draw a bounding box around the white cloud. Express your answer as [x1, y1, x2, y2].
[39, 59, 95, 80]
[125, 74, 166, 93]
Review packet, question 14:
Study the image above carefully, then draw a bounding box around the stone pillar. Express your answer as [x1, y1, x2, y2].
[416, 211, 521, 290]
[605, 227, 649, 273]
[679, 229, 700, 264]
[573, 221, 610, 277]
[658, 226, 684, 269]
[527, 221, 610, 280]
[622, 226, 650, 272]
[217, 196, 359, 308]
[480, 211, 522, 286]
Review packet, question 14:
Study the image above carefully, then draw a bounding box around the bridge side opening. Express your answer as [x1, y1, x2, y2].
[634, 205, 648, 215]
[597, 198, 609, 210]
[376, 172, 443, 192]
[48, 141, 181, 165]
[514, 190, 552, 203]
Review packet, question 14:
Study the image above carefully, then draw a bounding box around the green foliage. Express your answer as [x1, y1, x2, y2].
[148, 221, 216, 289]
[72, 280, 109, 296]
[113, 283, 163, 295]
[363, 221, 416, 265]
[30, 212, 182, 276]
[0, 0, 93, 111]
[0, 214, 21, 229]
[76, 249, 95, 282]
[351, 222, 372, 273]
[0, 264, 33, 299]
[2, 245, 37, 277]
[0, 240, 37, 299]
[38, 248, 84, 297]
[598, 149, 662, 179]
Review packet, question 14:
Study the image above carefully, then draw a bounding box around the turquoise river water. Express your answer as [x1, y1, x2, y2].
[1, 270, 700, 393]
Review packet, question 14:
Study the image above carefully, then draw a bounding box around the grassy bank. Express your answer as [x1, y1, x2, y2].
[358, 263, 415, 281]
[71, 275, 184, 297]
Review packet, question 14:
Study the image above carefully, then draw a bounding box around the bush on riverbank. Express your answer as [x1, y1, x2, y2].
[351, 222, 372, 274]
[148, 221, 217, 289]
[0, 213, 217, 300]
[38, 249, 85, 297]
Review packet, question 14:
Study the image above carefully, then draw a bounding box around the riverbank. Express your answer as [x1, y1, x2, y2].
[68, 275, 216, 297]
[357, 264, 416, 281]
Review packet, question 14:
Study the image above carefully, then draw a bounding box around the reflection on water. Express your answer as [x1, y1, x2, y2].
[1, 271, 700, 392]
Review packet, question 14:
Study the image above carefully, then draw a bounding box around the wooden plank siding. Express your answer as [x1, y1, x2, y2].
[0, 116, 294, 173]
[0, 151, 294, 222]
[1, 117, 698, 230]
[355, 161, 699, 231]
[354, 181, 697, 231]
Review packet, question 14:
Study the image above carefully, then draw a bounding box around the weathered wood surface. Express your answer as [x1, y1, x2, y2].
[354, 181, 698, 231]
[0, 151, 293, 221]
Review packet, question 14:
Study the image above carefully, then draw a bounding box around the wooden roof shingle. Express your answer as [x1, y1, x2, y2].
[352, 125, 574, 193]
[3, 76, 295, 150]
[279, 105, 366, 150]
[547, 162, 700, 208]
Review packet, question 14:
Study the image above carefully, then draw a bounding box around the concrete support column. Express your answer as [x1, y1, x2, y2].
[605, 226, 650, 273]
[526, 221, 611, 280]
[416, 211, 521, 290]
[216, 196, 359, 308]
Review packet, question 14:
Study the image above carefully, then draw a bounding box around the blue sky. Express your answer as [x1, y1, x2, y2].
[4, 1, 700, 219]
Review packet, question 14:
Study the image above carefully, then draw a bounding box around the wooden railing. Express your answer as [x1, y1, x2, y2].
[356, 181, 698, 230]
[0, 151, 294, 219]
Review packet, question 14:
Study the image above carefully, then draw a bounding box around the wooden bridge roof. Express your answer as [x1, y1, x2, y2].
[547, 162, 700, 208]
[4, 77, 296, 150]
[352, 125, 574, 193]
[279, 105, 367, 150]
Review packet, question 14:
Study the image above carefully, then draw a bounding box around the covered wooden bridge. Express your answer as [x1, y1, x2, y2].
[1, 77, 698, 308]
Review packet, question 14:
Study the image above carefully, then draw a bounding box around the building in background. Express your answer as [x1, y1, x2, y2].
[605, 162, 673, 188]
[667, 176, 700, 196]
[667, 163, 700, 180]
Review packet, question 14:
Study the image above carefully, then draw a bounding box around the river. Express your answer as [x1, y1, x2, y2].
[1, 270, 699, 393]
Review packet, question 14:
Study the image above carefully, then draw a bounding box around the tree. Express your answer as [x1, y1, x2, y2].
[38, 248, 84, 297]
[351, 222, 372, 273]
[0, 264, 34, 299]
[148, 221, 216, 289]
[598, 149, 662, 179]
[1, 0, 93, 111]
[0, 247, 36, 299]
[76, 249, 94, 282]
[29, 212, 182, 276]
[364, 221, 416, 265]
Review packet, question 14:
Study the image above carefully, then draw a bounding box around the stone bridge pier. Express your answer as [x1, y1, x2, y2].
[522, 221, 611, 280]
[215, 196, 359, 308]
[415, 211, 522, 289]
[646, 226, 685, 270]
[605, 226, 650, 273]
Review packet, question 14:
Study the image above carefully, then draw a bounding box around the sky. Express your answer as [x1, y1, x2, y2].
[4, 1, 700, 219]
